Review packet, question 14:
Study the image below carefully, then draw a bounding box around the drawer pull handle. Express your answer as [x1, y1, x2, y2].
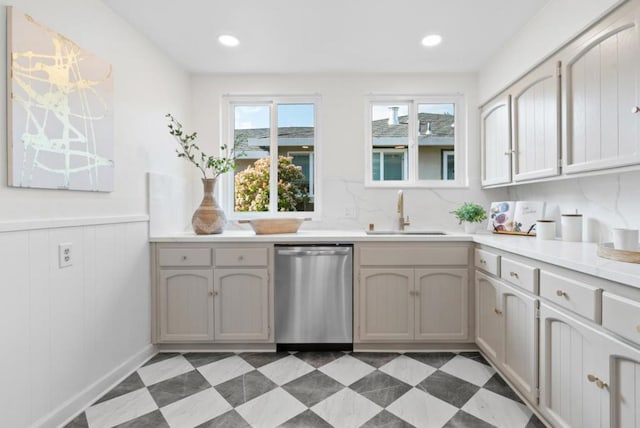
[556, 290, 567, 297]
[587, 374, 608, 389]
[480, 259, 487, 264]
[238, 255, 244, 261]
[493, 307, 502, 315]
[510, 271, 519, 279]
[182, 256, 188, 261]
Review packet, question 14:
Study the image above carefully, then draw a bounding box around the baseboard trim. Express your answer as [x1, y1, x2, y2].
[0, 215, 149, 233]
[353, 342, 477, 352]
[37, 344, 156, 428]
[156, 343, 276, 352]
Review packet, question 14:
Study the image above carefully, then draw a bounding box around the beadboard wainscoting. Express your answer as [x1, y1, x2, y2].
[0, 218, 154, 428]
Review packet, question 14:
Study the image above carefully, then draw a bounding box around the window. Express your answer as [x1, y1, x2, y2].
[223, 96, 320, 217]
[366, 95, 466, 187]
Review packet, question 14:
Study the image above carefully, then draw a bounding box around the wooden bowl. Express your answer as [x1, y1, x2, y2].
[238, 218, 311, 234]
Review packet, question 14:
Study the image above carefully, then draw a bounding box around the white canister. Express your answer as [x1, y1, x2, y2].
[561, 214, 583, 242]
[612, 228, 639, 251]
[536, 220, 556, 240]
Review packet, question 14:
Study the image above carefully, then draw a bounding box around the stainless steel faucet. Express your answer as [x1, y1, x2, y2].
[397, 190, 410, 231]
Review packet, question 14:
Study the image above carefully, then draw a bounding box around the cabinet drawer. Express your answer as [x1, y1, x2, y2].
[158, 248, 212, 267]
[602, 293, 640, 346]
[359, 246, 468, 266]
[215, 248, 268, 267]
[474, 249, 500, 276]
[539, 271, 602, 322]
[500, 258, 538, 294]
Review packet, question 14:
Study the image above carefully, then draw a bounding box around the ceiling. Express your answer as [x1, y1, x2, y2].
[102, 0, 550, 74]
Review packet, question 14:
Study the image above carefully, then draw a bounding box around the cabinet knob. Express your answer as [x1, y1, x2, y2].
[480, 259, 487, 264]
[238, 255, 244, 261]
[556, 290, 567, 297]
[182, 256, 188, 261]
[493, 307, 502, 315]
[510, 271, 519, 279]
[587, 374, 608, 389]
[504, 150, 515, 156]
[208, 291, 214, 297]
[633, 106, 640, 113]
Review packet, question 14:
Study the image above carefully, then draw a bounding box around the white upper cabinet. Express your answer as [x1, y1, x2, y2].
[511, 60, 561, 181]
[481, 95, 512, 186]
[563, 1, 640, 174]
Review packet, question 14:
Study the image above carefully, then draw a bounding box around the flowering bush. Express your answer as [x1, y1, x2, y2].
[235, 156, 309, 211]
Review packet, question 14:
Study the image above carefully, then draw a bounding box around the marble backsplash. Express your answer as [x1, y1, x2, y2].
[507, 170, 640, 243]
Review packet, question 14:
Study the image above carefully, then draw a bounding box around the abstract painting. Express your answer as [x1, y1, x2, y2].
[7, 7, 114, 191]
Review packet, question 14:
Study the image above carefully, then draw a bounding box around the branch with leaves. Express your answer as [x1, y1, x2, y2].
[166, 113, 237, 179]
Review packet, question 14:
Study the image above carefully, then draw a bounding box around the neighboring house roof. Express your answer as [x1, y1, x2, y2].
[372, 113, 455, 138]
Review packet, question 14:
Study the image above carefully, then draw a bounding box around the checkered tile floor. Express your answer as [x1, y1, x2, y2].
[64, 351, 546, 428]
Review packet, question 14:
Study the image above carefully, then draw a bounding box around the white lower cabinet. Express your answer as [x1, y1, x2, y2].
[158, 269, 215, 342]
[540, 302, 640, 428]
[476, 271, 538, 403]
[214, 268, 270, 341]
[359, 267, 469, 342]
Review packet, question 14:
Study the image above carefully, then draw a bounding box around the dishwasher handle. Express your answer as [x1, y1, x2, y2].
[276, 248, 351, 257]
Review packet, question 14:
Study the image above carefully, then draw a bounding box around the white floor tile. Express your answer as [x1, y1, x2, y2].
[137, 355, 193, 386]
[387, 388, 458, 428]
[311, 387, 382, 428]
[197, 355, 254, 386]
[439, 355, 496, 386]
[462, 389, 532, 428]
[86, 388, 157, 428]
[258, 355, 314, 386]
[236, 387, 306, 428]
[379, 355, 437, 386]
[318, 354, 375, 386]
[160, 388, 232, 427]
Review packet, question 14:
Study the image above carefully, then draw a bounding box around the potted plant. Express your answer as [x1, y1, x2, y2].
[166, 113, 237, 234]
[452, 202, 487, 234]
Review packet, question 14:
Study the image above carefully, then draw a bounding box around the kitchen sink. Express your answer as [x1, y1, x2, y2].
[365, 230, 447, 235]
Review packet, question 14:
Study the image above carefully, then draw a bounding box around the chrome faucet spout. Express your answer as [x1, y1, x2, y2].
[397, 190, 410, 231]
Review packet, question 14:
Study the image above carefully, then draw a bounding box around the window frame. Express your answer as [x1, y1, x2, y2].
[364, 94, 467, 188]
[221, 95, 322, 219]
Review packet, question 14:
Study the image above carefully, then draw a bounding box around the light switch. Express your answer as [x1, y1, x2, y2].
[59, 243, 72, 268]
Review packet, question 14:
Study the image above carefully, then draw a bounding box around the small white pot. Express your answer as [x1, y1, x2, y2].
[464, 222, 478, 234]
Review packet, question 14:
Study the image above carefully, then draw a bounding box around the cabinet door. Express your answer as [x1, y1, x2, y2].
[539, 303, 606, 428]
[415, 268, 468, 341]
[475, 271, 503, 362]
[500, 282, 538, 404]
[512, 60, 561, 182]
[214, 268, 270, 341]
[481, 95, 512, 186]
[158, 269, 214, 342]
[359, 269, 414, 341]
[604, 335, 640, 428]
[563, 3, 640, 174]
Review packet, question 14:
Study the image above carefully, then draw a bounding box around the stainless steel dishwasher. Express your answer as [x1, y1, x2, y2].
[275, 244, 353, 350]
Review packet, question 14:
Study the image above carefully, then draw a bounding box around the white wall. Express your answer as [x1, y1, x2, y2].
[0, 1, 192, 426]
[478, 0, 622, 103]
[191, 73, 508, 232]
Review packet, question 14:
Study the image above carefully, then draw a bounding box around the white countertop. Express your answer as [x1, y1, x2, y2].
[151, 229, 640, 288]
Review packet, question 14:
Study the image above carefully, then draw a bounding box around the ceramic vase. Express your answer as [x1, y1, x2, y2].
[192, 178, 226, 234]
[464, 222, 478, 234]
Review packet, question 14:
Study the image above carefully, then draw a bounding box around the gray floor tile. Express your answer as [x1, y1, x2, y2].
[183, 352, 235, 368]
[282, 370, 344, 407]
[147, 370, 210, 407]
[143, 352, 180, 367]
[114, 410, 169, 428]
[482, 373, 523, 403]
[361, 410, 416, 427]
[95, 372, 146, 404]
[293, 351, 346, 368]
[63, 412, 88, 428]
[458, 352, 491, 366]
[443, 410, 494, 428]
[278, 409, 334, 427]
[215, 370, 278, 407]
[417, 370, 479, 408]
[403, 352, 456, 369]
[350, 371, 411, 407]
[196, 409, 251, 428]
[238, 351, 289, 368]
[350, 352, 401, 368]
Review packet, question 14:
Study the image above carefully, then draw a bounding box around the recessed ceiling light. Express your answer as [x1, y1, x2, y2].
[218, 34, 239, 47]
[421, 34, 442, 47]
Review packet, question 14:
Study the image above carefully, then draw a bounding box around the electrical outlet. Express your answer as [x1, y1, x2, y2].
[344, 207, 356, 218]
[59, 243, 72, 268]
